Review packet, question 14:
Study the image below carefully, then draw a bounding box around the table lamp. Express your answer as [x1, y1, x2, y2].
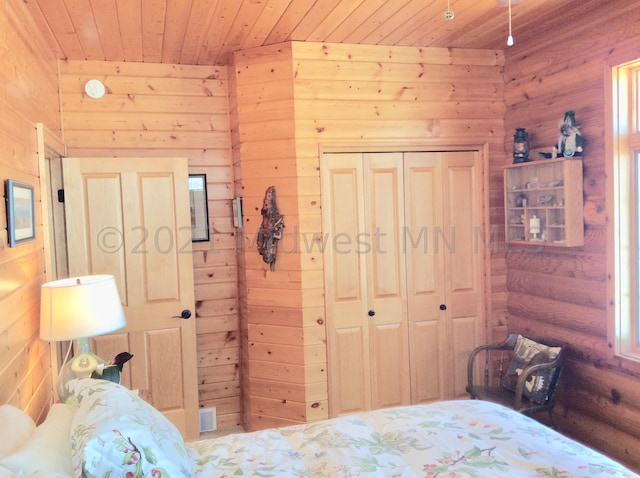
[40, 275, 127, 398]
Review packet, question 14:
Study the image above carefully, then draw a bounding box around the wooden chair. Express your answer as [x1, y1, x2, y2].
[466, 333, 565, 426]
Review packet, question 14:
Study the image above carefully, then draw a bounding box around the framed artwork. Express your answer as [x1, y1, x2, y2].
[5, 179, 36, 247]
[188, 174, 210, 242]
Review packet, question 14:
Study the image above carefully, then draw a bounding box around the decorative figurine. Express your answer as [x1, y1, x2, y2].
[538, 110, 584, 159]
[257, 185, 285, 272]
[513, 128, 530, 163]
[90, 351, 134, 384]
[529, 215, 541, 241]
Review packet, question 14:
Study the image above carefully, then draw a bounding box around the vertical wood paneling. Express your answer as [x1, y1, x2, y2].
[501, 1, 640, 471]
[233, 41, 506, 430]
[0, 0, 61, 423]
[58, 60, 240, 430]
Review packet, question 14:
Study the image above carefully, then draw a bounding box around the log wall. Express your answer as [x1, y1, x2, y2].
[58, 60, 240, 429]
[501, 0, 640, 470]
[0, 0, 60, 421]
[232, 41, 508, 430]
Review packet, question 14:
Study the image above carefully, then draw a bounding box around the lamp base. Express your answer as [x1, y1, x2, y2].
[57, 339, 108, 401]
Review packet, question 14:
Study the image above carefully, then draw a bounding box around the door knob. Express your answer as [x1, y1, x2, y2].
[368, 310, 375, 317]
[173, 309, 192, 319]
[439, 304, 447, 311]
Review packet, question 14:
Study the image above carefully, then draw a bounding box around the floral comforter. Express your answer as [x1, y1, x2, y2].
[187, 400, 638, 478]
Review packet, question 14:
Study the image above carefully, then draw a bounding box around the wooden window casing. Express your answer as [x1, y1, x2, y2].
[609, 60, 640, 363]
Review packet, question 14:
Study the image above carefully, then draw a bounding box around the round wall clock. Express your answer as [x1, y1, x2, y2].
[84, 79, 106, 99]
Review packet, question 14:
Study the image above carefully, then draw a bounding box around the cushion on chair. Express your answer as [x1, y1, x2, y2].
[502, 335, 561, 404]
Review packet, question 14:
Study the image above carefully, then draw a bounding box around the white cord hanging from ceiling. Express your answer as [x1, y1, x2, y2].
[496, 0, 526, 6]
[507, 0, 514, 46]
[443, 0, 454, 21]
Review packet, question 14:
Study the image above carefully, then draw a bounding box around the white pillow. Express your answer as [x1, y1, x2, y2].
[0, 463, 71, 478]
[0, 464, 17, 478]
[0, 405, 36, 459]
[68, 379, 192, 478]
[0, 403, 76, 477]
[2, 473, 70, 478]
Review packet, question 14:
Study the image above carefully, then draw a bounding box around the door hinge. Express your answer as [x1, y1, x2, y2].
[57, 189, 65, 203]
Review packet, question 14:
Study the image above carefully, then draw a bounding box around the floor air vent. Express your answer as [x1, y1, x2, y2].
[199, 407, 217, 433]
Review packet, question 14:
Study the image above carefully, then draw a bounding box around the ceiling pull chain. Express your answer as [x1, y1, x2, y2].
[507, 0, 514, 46]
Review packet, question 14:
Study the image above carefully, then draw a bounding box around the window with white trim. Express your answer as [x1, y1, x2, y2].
[611, 59, 640, 361]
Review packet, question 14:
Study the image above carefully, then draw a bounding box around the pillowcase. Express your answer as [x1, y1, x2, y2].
[0, 470, 71, 478]
[68, 379, 192, 478]
[0, 405, 36, 459]
[503, 335, 561, 404]
[0, 403, 76, 476]
[0, 464, 17, 478]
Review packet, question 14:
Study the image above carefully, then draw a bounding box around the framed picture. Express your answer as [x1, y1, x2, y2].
[189, 174, 210, 242]
[5, 179, 36, 247]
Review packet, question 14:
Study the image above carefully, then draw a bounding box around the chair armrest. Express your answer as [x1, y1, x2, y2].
[513, 353, 564, 408]
[467, 334, 519, 389]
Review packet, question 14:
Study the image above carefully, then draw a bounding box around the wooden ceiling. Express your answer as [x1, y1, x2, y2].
[26, 0, 566, 66]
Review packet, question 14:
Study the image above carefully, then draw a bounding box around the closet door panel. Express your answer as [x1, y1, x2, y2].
[411, 320, 443, 402]
[321, 153, 371, 416]
[445, 158, 478, 294]
[404, 152, 447, 403]
[334, 328, 368, 413]
[452, 316, 480, 397]
[443, 151, 483, 398]
[364, 153, 410, 409]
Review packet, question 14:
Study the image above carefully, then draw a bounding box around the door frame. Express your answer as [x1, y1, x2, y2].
[36, 124, 68, 390]
[319, 141, 492, 411]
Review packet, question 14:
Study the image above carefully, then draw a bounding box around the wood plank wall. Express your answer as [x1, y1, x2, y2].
[501, 0, 640, 470]
[231, 43, 306, 430]
[0, 1, 61, 421]
[232, 41, 507, 430]
[58, 61, 241, 429]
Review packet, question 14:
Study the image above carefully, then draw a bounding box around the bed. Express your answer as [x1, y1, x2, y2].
[0, 379, 637, 478]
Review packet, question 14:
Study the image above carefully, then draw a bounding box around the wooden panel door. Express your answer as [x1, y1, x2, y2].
[404, 153, 446, 402]
[405, 151, 483, 401]
[321, 153, 370, 415]
[363, 153, 410, 410]
[323, 150, 484, 415]
[322, 152, 410, 416]
[62, 157, 199, 439]
[442, 151, 484, 398]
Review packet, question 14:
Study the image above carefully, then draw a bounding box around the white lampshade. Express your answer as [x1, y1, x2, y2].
[40, 275, 126, 341]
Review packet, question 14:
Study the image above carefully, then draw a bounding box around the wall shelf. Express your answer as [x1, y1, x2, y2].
[503, 158, 584, 247]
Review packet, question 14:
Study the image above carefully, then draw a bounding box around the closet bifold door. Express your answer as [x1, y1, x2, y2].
[363, 153, 410, 412]
[322, 152, 371, 416]
[404, 153, 446, 403]
[322, 150, 484, 417]
[321, 152, 410, 417]
[405, 151, 484, 402]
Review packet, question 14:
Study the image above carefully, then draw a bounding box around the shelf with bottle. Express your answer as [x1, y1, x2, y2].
[503, 158, 583, 247]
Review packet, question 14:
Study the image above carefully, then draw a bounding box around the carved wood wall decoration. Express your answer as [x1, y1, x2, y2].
[258, 186, 285, 272]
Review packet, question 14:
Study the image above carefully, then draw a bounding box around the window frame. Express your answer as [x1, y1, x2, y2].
[608, 59, 640, 365]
